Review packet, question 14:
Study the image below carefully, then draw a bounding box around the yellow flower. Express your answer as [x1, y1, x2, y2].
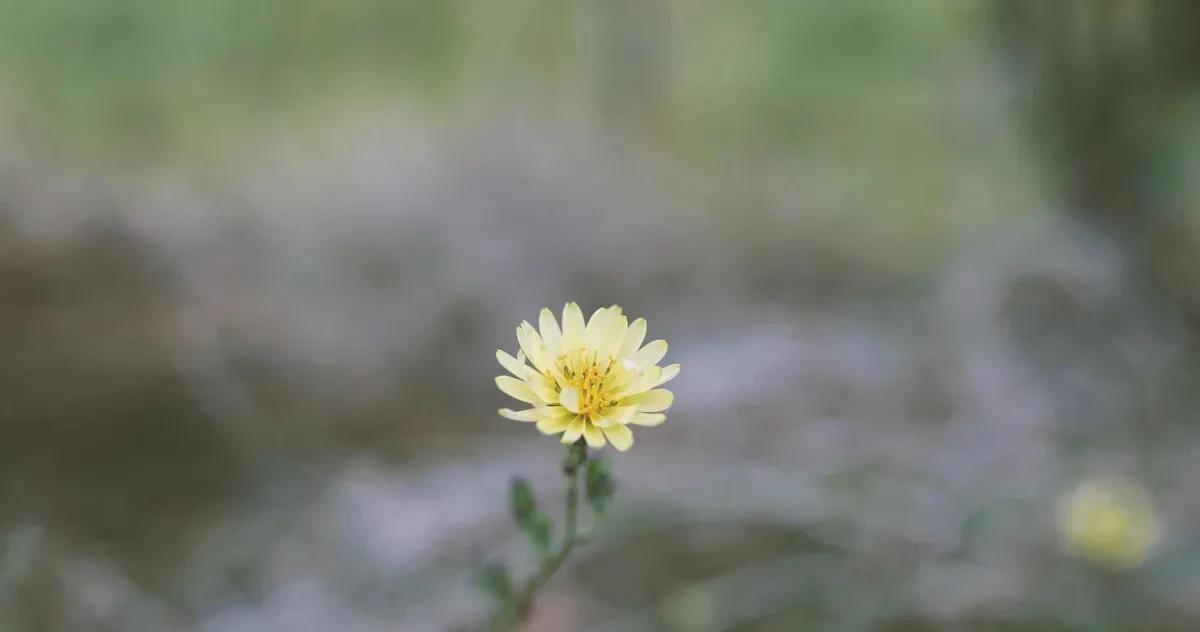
[1058, 478, 1161, 569]
[495, 302, 678, 451]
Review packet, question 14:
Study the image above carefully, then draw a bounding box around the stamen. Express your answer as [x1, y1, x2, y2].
[553, 346, 616, 415]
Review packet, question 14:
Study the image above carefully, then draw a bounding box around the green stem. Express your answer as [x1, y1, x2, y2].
[508, 440, 587, 625]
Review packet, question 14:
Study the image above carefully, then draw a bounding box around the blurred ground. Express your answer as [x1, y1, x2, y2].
[3, 2, 1200, 631]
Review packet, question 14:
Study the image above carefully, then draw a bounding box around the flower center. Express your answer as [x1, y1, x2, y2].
[557, 347, 612, 415]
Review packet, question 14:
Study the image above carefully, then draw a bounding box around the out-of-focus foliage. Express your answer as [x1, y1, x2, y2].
[0, 1, 1040, 270]
[0, 0, 460, 162]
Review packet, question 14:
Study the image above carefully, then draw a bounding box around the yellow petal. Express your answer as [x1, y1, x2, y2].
[600, 314, 628, 357]
[601, 423, 634, 451]
[528, 376, 559, 403]
[612, 365, 661, 398]
[517, 322, 551, 373]
[499, 408, 539, 422]
[635, 340, 668, 367]
[657, 363, 680, 386]
[598, 405, 637, 425]
[562, 302, 585, 350]
[496, 350, 528, 378]
[617, 317, 646, 359]
[559, 386, 581, 414]
[536, 414, 571, 435]
[602, 359, 636, 391]
[537, 405, 570, 419]
[539, 308, 562, 357]
[585, 306, 610, 331]
[584, 306, 614, 351]
[496, 376, 540, 404]
[582, 422, 606, 448]
[626, 389, 673, 412]
[630, 412, 666, 426]
[561, 415, 586, 443]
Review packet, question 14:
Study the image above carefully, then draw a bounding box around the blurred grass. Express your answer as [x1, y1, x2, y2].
[0, 0, 461, 163]
[0, 0, 1043, 274]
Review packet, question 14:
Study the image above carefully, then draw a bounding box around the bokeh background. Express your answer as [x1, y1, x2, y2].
[3, 1, 1200, 630]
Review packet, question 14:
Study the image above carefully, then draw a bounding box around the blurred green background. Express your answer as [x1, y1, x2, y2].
[3, 1, 1200, 630]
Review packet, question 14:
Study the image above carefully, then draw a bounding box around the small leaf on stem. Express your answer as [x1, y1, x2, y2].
[586, 457, 617, 515]
[510, 477, 537, 528]
[529, 513, 553, 557]
[563, 439, 587, 474]
[476, 562, 512, 603]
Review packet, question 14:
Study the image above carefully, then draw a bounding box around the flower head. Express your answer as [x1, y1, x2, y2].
[1058, 478, 1161, 569]
[495, 303, 678, 451]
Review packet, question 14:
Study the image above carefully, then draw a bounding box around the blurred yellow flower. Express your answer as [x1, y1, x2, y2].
[495, 303, 678, 451]
[1058, 478, 1161, 569]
